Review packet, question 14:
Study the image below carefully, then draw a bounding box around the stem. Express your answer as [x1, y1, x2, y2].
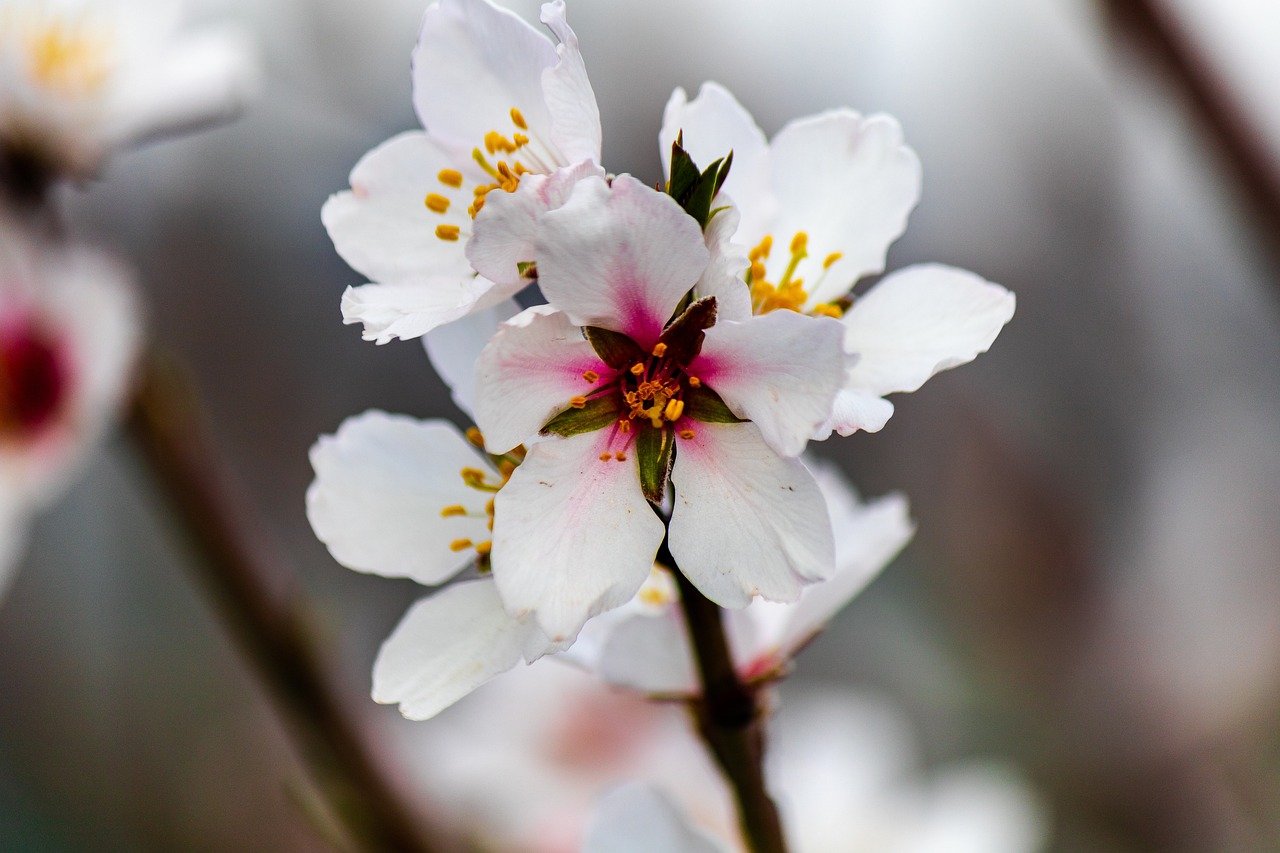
[659, 535, 788, 853]
[126, 350, 444, 853]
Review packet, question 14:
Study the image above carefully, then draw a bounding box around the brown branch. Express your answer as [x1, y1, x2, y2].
[126, 349, 445, 853]
[660, 535, 788, 853]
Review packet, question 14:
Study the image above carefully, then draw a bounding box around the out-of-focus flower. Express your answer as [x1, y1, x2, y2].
[0, 0, 256, 182]
[582, 689, 1049, 853]
[661, 83, 1015, 435]
[0, 221, 139, 596]
[324, 0, 603, 344]
[568, 458, 914, 696]
[473, 173, 849, 643]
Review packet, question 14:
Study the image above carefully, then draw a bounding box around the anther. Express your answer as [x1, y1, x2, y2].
[582, 370, 599, 383]
[823, 251, 843, 269]
[465, 427, 485, 447]
[449, 538, 474, 552]
[474, 540, 492, 557]
[614, 451, 627, 462]
[790, 232, 809, 254]
[424, 193, 450, 213]
[679, 429, 696, 440]
[687, 376, 701, 387]
[651, 342, 667, 357]
[510, 107, 528, 130]
[440, 505, 468, 517]
[813, 304, 843, 319]
[512, 133, 529, 147]
[629, 362, 645, 375]
[569, 396, 587, 409]
[663, 398, 684, 421]
[436, 224, 461, 241]
[599, 452, 612, 461]
[618, 420, 632, 433]
[438, 169, 464, 188]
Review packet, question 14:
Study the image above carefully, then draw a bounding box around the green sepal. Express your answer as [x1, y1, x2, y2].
[636, 422, 675, 504]
[666, 132, 701, 202]
[583, 326, 645, 370]
[541, 394, 622, 437]
[658, 296, 717, 365]
[683, 385, 745, 424]
[516, 260, 537, 280]
[665, 135, 734, 230]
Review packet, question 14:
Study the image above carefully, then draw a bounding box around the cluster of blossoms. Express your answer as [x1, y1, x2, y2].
[0, 0, 254, 597]
[312, 0, 1016, 845]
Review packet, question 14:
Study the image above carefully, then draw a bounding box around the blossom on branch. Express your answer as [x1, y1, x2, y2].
[324, 0, 603, 344]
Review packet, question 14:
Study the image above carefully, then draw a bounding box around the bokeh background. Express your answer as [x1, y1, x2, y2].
[0, 0, 1278, 849]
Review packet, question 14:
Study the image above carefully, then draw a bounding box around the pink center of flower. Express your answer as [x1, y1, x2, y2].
[0, 313, 69, 439]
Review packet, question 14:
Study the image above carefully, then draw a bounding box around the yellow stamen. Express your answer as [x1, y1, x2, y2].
[663, 398, 684, 421]
[512, 133, 529, 147]
[485, 498, 495, 515]
[790, 232, 808, 254]
[438, 169, 464, 188]
[440, 505, 467, 518]
[749, 235, 774, 261]
[614, 451, 627, 462]
[679, 429, 696, 440]
[498, 459, 516, 477]
[813, 303, 844, 319]
[510, 107, 528, 130]
[823, 252, 843, 269]
[599, 452, 612, 461]
[436, 224, 461, 241]
[466, 427, 485, 447]
[424, 193, 450, 213]
[449, 538, 473, 552]
[472, 148, 500, 179]
[651, 342, 668, 357]
[687, 376, 701, 388]
[618, 420, 632, 433]
[569, 396, 588, 409]
[629, 362, 645, 375]
[474, 540, 492, 556]
[582, 370, 599, 383]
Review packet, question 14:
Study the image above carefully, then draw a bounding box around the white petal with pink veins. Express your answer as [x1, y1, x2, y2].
[693, 311, 847, 457]
[492, 430, 664, 643]
[538, 0, 602, 165]
[660, 82, 774, 241]
[307, 412, 491, 586]
[411, 0, 558, 156]
[668, 422, 833, 608]
[372, 578, 557, 721]
[537, 175, 708, 349]
[473, 305, 606, 454]
[769, 110, 921, 305]
[842, 263, 1015, 397]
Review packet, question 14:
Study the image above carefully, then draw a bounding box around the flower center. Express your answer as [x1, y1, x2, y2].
[747, 231, 845, 319]
[423, 107, 559, 243]
[438, 428, 523, 570]
[0, 312, 68, 440]
[2, 10, 113, 96]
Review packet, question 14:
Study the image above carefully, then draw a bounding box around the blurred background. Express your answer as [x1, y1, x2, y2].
[0, 0, 1278, 849]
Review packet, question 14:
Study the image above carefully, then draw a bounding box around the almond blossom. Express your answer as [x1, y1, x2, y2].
[0, 0, 256, 182]
[323, 0, 603, 344]
[661, 83, 1015, 435]
[472, 173, 851, 642]
[569, 458, 914, 697]
[0, 222, 139, 597]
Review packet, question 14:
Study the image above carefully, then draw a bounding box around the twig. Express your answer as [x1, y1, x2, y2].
[659, 534, 788, 853]
[126, 349, 443, 853]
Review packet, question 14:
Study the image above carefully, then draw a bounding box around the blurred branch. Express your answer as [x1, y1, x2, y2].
[1103, 0, 1280, 270]
[660, 534, 788, 853]
[126, 349, 445, 853]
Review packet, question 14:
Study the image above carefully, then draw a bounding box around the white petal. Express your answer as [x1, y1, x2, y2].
[322, 132, 477, 288]
[815, 387, 895, 438]
[340, 279, 493, 346]
[372, 579, 554, 721]
[695, 202, 752, 323]
[306, 412, 491, 585]
[537, 175, 708, 348]
[411, 0, 557, 155]
[668, 422, 834, 608]
[693, 311, 848, 457]
[843, 264, 1015, 395]
[492, 430, 664, 643]
[473, 305, 606, 454]
[423, 298, 521, 418]
[467, 159, 605, 287]
[768, 111, 921, 304]
[583, 783, 732, 853]
[596, 609, 699, 697]
[660, 82, 774, 240]
[538, 0, 602, 165]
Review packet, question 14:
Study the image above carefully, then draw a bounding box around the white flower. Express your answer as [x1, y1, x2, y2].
[569, 458, 914, 697]
[582, 690, 1049, 853]
[0, 0, 256, 180]
[472, 173, 851, 643]
[661, 83, 1016, 435]
[323, 0, 603, 344]
[0, 221, 139, 597]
